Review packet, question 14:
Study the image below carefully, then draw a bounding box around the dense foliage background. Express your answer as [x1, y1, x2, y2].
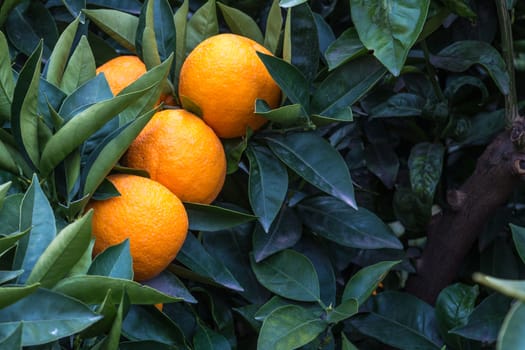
[1, 0, 525, 349]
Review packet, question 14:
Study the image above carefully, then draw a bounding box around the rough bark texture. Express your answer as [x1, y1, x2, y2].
[405, 128, 524, 305]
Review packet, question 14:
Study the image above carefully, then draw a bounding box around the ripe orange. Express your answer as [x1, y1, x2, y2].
[96, 55, 175, 105]
[122, 109, 226, 204]
[178, 33, 281, 138]
[86, 174, 188, 282]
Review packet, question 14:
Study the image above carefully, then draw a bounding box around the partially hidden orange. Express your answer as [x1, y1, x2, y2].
[178, 33, 281, 138]
[122, 109, 227, 204]
[87, 174, 188, 281]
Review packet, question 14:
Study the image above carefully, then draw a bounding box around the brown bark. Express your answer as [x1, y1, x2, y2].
[405, 126, 525, 305]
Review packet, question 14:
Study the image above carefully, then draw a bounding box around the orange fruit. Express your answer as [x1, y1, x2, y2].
[178, 33, 281, 138]
[87, 174, 188, 282]
[122, 109, 226, 204]
[96, 55, 175, 105]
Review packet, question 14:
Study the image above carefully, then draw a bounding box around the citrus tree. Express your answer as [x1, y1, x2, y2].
[1, 0, 525, 349]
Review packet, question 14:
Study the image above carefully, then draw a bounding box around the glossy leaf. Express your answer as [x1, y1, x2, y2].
[83, 9, 138, 52]
[193, 324, 231, 350]
[342, 260, 401, 305]
[0, 288, 101, 346]
[266, 132, 356, 208]
[25, 211, 93, 288]
[279, 0, 308, 8]
[326, 298, 359, 324]
[430, 40, 510, 95]
[0, 193, 23, 237]
[258, 305, 327, 350]
[288, 3, 319, 83]
[101, 291, 126, 350]
[143, 270, 196, 304]
[311, 55, 386, 118]
[185, 202, 256, 232]
[251, 249, 320, 302]
[177, 232, 244, 291]
[247, 144, 288, 232]
[253, 207, 302, 262]
[14, 174, 57, 284]
[297, 196, 402, 249]
[60, 36, 96, 94]
[45, 17, 80, 88]
[0, 270, 23, 284]
[0, 322, 22, 349]
[53, 275, 182, 304]
[0, 32, 14, 122]
[255, 101, 307, 127]
[174, 0, 189, 82]
[88, 239, 133, 279]
[497, 301, 525, 350]
[324, 28, 367, 71]
[350, 0, 430, 76]
[218, 3, 264, 44]
[511, 224, 525, 265]
[264, 0, 282, 54]
[408, 143, 444, 201]
[350, 291, 443, 349]
[0, 180, 11, 211]
[0, 283, 40, 309]
[185, 0, 219, 55]
[342, 333, 359, 350]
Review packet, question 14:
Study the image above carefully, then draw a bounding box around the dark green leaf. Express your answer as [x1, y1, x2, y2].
[365, 142, 399, 189]
[14, 174, 56, 284]
[253, 207, 302, 262]
[312, 55, 386, 118]
[264, 0, 282, 54]
[174, 0, 189, 83]
[247, 144, 288, 232]
[324, 28, 367, 71]
[83, 9, 138, 52]
[408, 142, 444, 201]
[25, 211, 93, 288]
[177, 232, 243, 291]
[0, 193, 23, 236]
[266, 132, 356, 208]
[193, 324, 231, 350]
[288, 3, 319, 83]
[251, 249, 320, 302]
[297, 196, 402, 249]
[342, 260, 401, 305]
[0, 32, 15, 122]
[258, 305, 327, 350]
[0, 270, 23, 284]
[45, 17, 80, 88]
[497, 301, 525, 350]
[88, 238, 133, 279]
[458, 109, 505, 147]
[257, 52, 309, 109]
[0, 0, 23, 28]
[120, 341, 177, 350]
[435, 283, 479, 348]
[442, 0, 476, 22]
[0, 322, 22, 350]
[430, 41, 510, 95]
[450, 292, 511, 343]
[511, 224, 525, 265]
[350, 291, 443, 350]
[0, 231, 28, 257]
[53, 275, 182, 304]
[185, 202, 256, 232]
[255, 101, 308, 127]
[342, 333, 359, 350]
[143, 270, 196, 304]
[218, 3, 264, 44]
[326, 298, 359, 323]
[350, 0, 431, 76]
[0, 288, 101, 346]
[185, 0, 219, 55]
[370, 93, 426, 118]
[0, 283, 39, 309]
[60, 36, 96, 95]
[100, 291, 126, 350]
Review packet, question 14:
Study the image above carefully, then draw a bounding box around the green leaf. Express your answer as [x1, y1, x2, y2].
[430, 40, 510, 95]
[255, 100, 307, 127]
[370, 93, 426, 118]
[408, 142, 444, 201]
[326, 298, 359, 323]
[497, 301, 525, 350]
[0, 231, 28, 257]
[14, 174, 57, 284]
[0, 32, 15, 122]
[0, 270, 23, 284]
[60, 36, 96, 95]
[143, 270, 197, 304]
[350, 291, 443, 350]
[435, 283, 479, 348]
[0, 0, 23, 27]
[218, 3, 264, 44]
[88, 239, 133, 279]
[266, 132, 356, 209]
[185, 0, 219, 55]
[11, 41, 42, 170]
[258, 305, 327, 350]
[450, 292, 511, 343]
[324, 28, 367, 71]
[365, 142, 399, 189]
[99, 291, 127, 350]
[251, 249, 320, 302]
[177, 232, 244, 291]
[350, 0, 431, 76]
[0, 139, 20, 175]
[0, 322, 22, 350]
[193, 324, 231, 350]
[342, 333, 359, 350]
[0, 193, 23, 236]
[0, 180, 11, 209]
[442, 0, 477, 22]
[288, 3, 319, 83]
[297, 196, 402, 249]
[257, 52, 309, 110]
[184, 202, 256, 232]
[53, 275, 182, 304]
[279, 0, 308, 8]
[80, 289, 119, 338]
[247, 144, 288, 233]
[25, 211, 93, 288]
[174, 0, 189, 83]
[511, 224, 525, 265]
[83, 9, 138, 52]
[342, 260, 401, 305]
[0, 288, 101, 346]
[311, 55, 386, 118]
[45, 17, 80, 88]
[253, 207, 302, 262]
[0, 283, 39, 309]
[264, 0, 283, 54]
[120, 341, 178, 350]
